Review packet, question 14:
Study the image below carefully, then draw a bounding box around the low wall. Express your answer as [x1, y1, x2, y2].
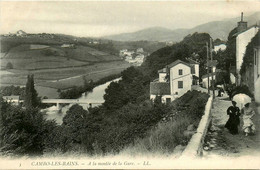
[180, 95, 213, 159]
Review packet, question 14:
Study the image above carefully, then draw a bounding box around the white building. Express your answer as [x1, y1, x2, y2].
[201, 73, 216, 89]
[136, 48, 144, 53]
[3, 96, 21, 105]
[201, 60, 218, 88]
[61, 44, 75, 48]
[16, 30, 27, 37]
[214, 44, 226, 52]
[150, 59, 199, 104]
[233, 13, 259, 85]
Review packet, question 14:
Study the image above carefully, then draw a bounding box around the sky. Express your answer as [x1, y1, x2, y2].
[1, 1, 260, 37]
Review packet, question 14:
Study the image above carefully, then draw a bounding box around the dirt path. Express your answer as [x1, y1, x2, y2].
[203, 97, 260, 159]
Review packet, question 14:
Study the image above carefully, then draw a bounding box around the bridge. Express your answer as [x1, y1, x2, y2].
[41, 99, 102, 110]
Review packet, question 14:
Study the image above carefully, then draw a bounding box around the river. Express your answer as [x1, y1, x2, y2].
[43, 78, 121, 124]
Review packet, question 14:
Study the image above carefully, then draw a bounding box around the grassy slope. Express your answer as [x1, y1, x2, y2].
[0, 35, 131, 92]
[0, 43, 121, 70]
[120, 91, 209, 157]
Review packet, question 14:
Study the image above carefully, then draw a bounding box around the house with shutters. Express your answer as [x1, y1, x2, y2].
[150, 59, 199, 104]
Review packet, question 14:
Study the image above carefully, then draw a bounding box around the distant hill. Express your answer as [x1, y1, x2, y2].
[104, 12, 260, 42]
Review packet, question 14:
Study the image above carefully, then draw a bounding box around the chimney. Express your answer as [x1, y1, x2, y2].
[237, 12, 248, 32]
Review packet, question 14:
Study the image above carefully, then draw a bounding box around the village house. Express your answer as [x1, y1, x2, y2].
[61, 44, 75, 48]
[16, 30, 27, 37]
[136, 48, 144, 53]
[201, 60, 218, 88]
[150, 59, 199, 104]
[233, 12, 259, 85]
[3, 96, 21, 105]
[201, 73, 216, 89]
[214, 44, 226, 52]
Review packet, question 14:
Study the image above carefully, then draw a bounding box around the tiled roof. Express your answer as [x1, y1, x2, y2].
[167, 59, 191, 68]
[150, 82, 171, 95]
[233, 25, 259, 37]
[158, 68, 167, 73]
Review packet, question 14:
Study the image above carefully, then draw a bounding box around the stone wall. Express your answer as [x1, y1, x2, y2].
[180, 96, 213, 159]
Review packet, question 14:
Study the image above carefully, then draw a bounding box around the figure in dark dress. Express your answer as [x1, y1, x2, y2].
[225, 101, 240, 134]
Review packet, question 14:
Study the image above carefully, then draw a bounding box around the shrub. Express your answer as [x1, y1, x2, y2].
[120, 91, 209, 156]
[6, 62, 13, 69]
[0, 99, 57, 156]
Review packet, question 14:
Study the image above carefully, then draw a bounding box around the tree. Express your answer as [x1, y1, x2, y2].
[24, 74, 39, 109]
[0, 98, 57, 156]
[103, 82, 128, 110]
[6, 62, 13, 69]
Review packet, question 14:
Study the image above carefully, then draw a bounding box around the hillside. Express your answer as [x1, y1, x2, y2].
[142, 32, 211, 79]
[0, 35, 121, 70]
[104, 12, 260, 42]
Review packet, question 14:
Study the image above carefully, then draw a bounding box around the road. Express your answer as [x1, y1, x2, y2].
[203, 96, 260, 160]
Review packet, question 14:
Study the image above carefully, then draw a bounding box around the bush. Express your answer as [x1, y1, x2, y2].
[120, 91, 209, 155]
[6, 62, 13, 69]
[0, 85, 25, 99]
[0, 98, 57, 156]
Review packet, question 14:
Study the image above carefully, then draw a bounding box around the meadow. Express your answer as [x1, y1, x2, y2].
[0, 35, 131, 98]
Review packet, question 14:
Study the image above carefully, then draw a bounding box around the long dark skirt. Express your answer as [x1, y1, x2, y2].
[225, 117, 240, 134]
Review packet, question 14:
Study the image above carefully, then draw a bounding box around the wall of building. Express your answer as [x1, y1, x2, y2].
[202, 75, 216, 88]
[159, 73, 167, 82]
[194, 64, 199, 78]
[170, 63, 192, 97]
[241, 66, 254, 93]
[161, 95, 175, 103]
[230, 73, 236, 84]
[255, 78, 260, 103]
[236, 27, 259, 75]
[254, 48, 260, 84]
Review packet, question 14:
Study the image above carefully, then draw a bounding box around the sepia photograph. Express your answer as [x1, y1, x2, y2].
[0, 0, 259, 169]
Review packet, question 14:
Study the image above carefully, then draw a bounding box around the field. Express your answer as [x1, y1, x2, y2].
[0, 35, 131, 98]
[0, 60, 130, 91]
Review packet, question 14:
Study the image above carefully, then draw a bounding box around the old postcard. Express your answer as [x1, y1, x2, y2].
[0, 0, 259, 169]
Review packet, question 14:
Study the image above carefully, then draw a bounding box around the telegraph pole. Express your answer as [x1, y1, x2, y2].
[210, 38, 215, 98]
[206, 42, 210, 95]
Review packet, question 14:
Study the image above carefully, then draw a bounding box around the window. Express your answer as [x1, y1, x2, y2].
[166, 98, 171, 104]
[178, 81, 183, 89]
[179, 69, 183, 75]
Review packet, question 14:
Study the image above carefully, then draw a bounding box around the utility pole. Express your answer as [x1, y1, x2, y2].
[210, 38, 215, 99]
[206, 42, 210, 95]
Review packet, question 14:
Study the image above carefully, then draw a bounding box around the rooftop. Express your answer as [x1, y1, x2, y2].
[158, 68, 167, 73]
[233, 25, 259, 37]
[167, 59, 191, 68]
[150, 82, 170, 95]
